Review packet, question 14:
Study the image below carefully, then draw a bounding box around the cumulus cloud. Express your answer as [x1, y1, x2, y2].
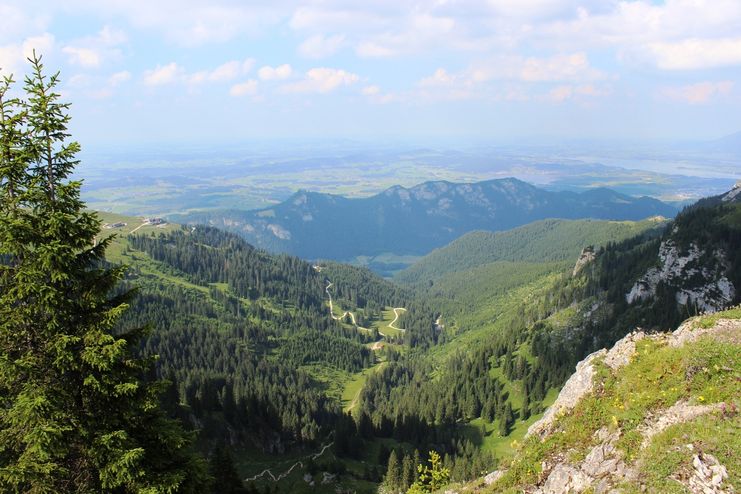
[188, 59, 255, 84]
[142, 58, 254, 87]
[62, 46, 100, 67]
[648, 38, 741, 70]
[229, 79, 258, 97]
[0, 33, 55, 76]
[661, 81, 734, 104]
[258, 64, 293, 81]
[143, 62, 183, 86]
[420, 52, 605, 92]
[280, 67, 359, 94]
[62, 26, 127, 68]
[108, 70, 131, 85]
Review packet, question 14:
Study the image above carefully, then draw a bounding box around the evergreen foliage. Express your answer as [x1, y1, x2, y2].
[0, 54, 208, 493]
[407, 450, 450, 493]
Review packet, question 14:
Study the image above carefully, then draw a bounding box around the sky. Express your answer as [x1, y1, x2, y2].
[1, 0, 740, 146]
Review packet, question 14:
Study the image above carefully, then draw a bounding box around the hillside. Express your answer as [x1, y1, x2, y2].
[98, 212, 442, 493]
[176, 178, 677, 265]
[395, 218, 667, 287]
[98, 187, 739, 494]
[455, 308, 740, 493]
[365, 186, 741, 494]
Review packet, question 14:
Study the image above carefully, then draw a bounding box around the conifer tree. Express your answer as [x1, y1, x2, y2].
[400, 452, 415, 492]
[384, 449, 400, 492]
[0, 53, 209, 493]
[407, 450, 450, 493]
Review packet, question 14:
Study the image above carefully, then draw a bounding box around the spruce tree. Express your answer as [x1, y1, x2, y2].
[384, 449, 400, 492]
[0, 53, 209, 493]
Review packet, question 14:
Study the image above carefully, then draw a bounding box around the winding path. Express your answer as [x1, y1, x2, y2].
[243, 441, 334, 483]
[324, 281, 371, 331]
[388, 307, 407, 332]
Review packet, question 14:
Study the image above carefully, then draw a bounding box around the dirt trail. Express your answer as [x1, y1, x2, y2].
[243, 441, 334, 483]
[325, 281, 371, 331]
[388, 307, 407, 332]
[128, 222, 147, 234]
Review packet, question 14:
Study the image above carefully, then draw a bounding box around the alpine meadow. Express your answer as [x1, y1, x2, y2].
[1, 1, 741, 494]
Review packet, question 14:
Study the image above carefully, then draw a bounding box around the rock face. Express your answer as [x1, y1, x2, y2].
[527, 331, 645, 439]
[536, 464, 592, 494]
[526, 348, 605, 439]
[721, 180, 741, 203]
[626, 239, 735, 313]
[572, 246, 596, 276]
[686, 452, 733, 494]
[638, 401, 723, 449]
[498, 318, 740, 494]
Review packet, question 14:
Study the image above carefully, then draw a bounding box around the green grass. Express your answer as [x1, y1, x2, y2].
[341, 362, 388, 413]
[370, 307, 405, 338]
[484, 325, 741, 493]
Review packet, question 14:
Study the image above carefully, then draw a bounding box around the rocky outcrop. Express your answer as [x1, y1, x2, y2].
[527, 331, 645, 439]
[721, 180, 741, 203]
[685, 451, 734, 494]
[535, 428, 626, 494]
[638, 400, 723, 449]
[494, 317, 740, 494]
[625, 239, 735, 313]
[526, 348, 605, 439]
[572, 246, 596, 276]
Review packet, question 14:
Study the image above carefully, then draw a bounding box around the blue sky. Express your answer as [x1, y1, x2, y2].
[1, 0, 740, 146]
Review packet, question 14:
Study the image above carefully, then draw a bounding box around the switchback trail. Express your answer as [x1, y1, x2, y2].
[388, 307, 407, 332]
[243, 441, 334, 483]
[324, 281, 371, 331]
[324, 279, 406, 333]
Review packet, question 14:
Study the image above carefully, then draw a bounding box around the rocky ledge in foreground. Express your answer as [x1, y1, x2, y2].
[455, 309, 741, 494]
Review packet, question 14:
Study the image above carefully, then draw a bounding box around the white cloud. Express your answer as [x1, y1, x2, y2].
[419, 53, 605, 92]
[143, 58, 254, 87]
[419, 68, 457, 87]
[520, 52, 604, 82]
[143, 62, 183, 86]
[298, 34, 344, 59]
[648, 38, 741, 70]
[0, 5, 49, 44]
[22, 33, 55, 59]
[258, 64, 293, 81]
[188, 58, 255, 84]
[108, 70, 131, 85]
[230, 79, 258, 97]
[62, 26, 126, 68]
[0, 33, 55, 76]
[280, 67, 360, 94]
[361, 84, 395, 103]
[661, 81, 734, 104]
[62, 46, 101, 67]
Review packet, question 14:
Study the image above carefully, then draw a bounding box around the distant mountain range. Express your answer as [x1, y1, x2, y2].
[178, 178, 678, 261]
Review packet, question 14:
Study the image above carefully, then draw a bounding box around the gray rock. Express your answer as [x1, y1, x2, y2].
[537, 464, 592, 494]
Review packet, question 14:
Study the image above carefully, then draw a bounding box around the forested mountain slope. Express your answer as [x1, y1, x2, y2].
[395, 217, 667, 287]
[176, 178, 676, 262]
[370, 185, 741, 493]
[99, 213, 452, 493]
